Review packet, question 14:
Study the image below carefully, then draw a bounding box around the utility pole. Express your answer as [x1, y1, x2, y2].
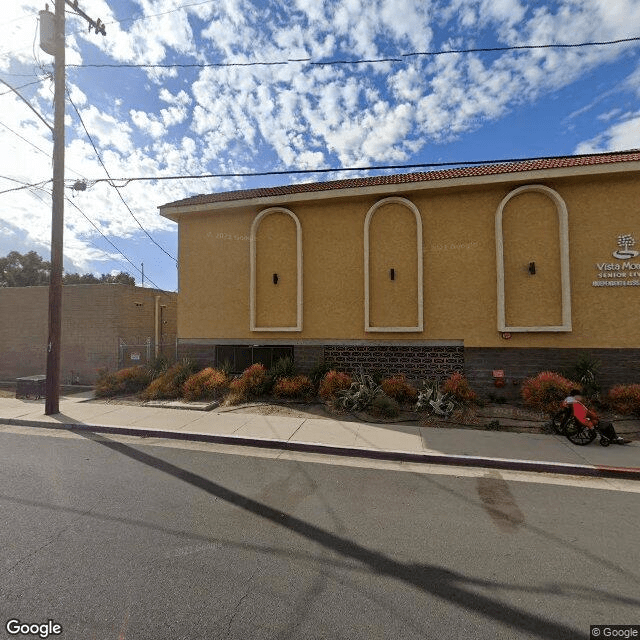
[42, 1, 105, 415]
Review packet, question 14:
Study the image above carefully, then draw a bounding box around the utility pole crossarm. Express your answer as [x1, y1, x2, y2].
[64, 0, 106, 35]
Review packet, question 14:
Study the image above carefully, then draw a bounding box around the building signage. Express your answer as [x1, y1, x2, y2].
[592, 234, 640, 287]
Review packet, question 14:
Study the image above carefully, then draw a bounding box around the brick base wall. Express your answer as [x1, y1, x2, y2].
[177, 341, 463, 380]
[177, 342, 218, 368]
[465, 347, 640, 400]
[176, 341, 640, 399]
[323, 345, 464, 380]
[293, 345, 325, 373]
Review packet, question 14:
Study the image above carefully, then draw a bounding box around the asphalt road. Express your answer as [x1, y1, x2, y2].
[0, 426, 638, 640]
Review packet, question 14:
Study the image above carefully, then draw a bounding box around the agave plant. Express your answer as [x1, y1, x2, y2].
[415, 381, 455, 417]
[335, 371, 383, 412]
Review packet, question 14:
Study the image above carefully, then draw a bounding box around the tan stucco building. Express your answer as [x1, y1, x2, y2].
[0, 284, 177, 383]
[160, 151, 640, 395]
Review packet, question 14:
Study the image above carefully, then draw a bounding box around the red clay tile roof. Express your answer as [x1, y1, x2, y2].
[159, 150, 640, 210]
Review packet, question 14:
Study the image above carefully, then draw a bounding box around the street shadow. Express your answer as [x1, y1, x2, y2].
[77, 430, 592, 639]
[410, 468, 640, 586]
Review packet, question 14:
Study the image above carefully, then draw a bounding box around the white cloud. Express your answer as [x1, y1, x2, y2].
[75, 105, 134, 154]
[130, 110, 166, 138]
[3, 0, 640, 290]
[575, 113, 640, 154]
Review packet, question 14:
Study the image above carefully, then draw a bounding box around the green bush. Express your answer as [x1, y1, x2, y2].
[268, 356, 295, 381]
[272, 375, 314, 400]
[606, 384, 640, 415]
[562, 353, 601, 401]
[183, 367, 228, 402]
[370, 394, 400, 418]
[310, 359, 333, 387]
[259, 357, 297, 395]
[318, 370, 353, 400]
[521, 371, 577, 413]
[140, 359, 199, 401]
[381, 375, 417, 404]
[95, 366, 152, 397]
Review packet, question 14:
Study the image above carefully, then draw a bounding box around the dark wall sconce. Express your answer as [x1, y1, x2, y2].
[528, 262, 536, 275]
[390, 268, 395, 281]
[273, 273, 278, 284]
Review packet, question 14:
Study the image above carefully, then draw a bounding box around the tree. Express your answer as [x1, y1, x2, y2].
[62, 271, 135, 285]
[0, 251, 51, 287]
[0, 251, 136, 287]
[98, 272, 136, 285]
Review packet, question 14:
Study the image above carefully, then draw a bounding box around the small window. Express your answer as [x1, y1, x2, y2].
[215, 345, 293, 373]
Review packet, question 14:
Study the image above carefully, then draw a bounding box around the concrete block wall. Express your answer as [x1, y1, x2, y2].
[0, 285, 177, 384]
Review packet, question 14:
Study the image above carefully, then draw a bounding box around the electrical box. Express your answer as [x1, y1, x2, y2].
[39, 9, 56, 56]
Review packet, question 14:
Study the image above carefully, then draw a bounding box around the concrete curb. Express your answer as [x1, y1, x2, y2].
[5, 417, 640, 481]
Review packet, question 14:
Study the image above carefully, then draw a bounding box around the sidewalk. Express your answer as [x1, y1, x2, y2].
[1, 393, 639, 480]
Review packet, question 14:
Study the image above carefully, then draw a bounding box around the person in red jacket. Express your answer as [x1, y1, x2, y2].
[563, 389, 629, 444]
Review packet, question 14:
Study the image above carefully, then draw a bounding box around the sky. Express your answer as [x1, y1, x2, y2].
[1, 0, 639, 293]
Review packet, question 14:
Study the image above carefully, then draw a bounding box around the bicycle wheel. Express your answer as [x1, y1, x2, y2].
[566, 422, 597, 446]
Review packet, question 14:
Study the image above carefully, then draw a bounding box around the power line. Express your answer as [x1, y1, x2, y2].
[103, 0, 215, 29]
[76, 148, 640, 187]
[0, 77, 53, 131]
[0, 119, 89, 181]
[0, 179, 52, 195]
[29, 182, 172, 292]
[66, 35, 640, 69]
[0, 120, 51, 156]
[0, 76, 50, 94]
[4, 149, 639, 195]
[66, 89, 178, 263]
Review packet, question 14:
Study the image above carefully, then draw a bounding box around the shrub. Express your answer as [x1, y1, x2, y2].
[95, 366, 152, 397]
[268, 356, 296, 381]
[606, 384, 640, 415]
[228, 363, 268, 400]
[441, 372, 477, 404]
[310, 359, 333, 387]
[218, 359, 233, 376]
[182, 367, 228, 402]
[318, 370, 353, 400]
[562, 353, 601, 401]
[140, 359, 199, 401]
[147, 356, 170, 380]
[381, 375, 418, 404]
[370, 394, 400, 418]
[272, 375, 314, 400]
[259, 357, 297, 395]
[521, 371, 576, 413]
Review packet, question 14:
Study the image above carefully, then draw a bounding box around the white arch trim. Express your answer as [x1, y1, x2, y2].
[250, 207, 303, 332]
[495, 184, 572, 332]
[364, 197, 424, 332]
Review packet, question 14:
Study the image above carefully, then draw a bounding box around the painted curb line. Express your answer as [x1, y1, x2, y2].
[4, 417, 640, 481]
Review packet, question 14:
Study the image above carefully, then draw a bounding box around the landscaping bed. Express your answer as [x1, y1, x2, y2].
[16, 358, 636, 441]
